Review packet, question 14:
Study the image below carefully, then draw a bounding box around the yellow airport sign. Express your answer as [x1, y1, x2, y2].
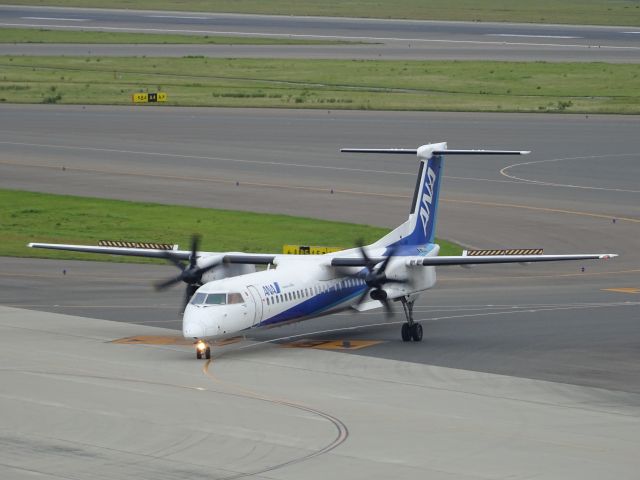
[132, 92, 167, 103]
[283, 245, 343, 255]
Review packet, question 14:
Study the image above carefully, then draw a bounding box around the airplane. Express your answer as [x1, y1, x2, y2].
[28, 142, 617, 359]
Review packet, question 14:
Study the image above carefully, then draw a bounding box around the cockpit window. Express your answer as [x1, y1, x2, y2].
[205, 293, 227, 305]
[190, 292, 207, 305]
[227, 293, 244, 304]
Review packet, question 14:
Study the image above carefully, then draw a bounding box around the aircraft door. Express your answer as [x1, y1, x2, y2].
[246, 285, 263, 326]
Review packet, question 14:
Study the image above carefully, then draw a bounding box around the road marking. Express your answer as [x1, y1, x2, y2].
[445, 198, 640, 224]
[21, 17, 88, 22]
[146, 15, 209, 20]
[602, 288, 640, 294]
[112, 335, 241, 345]
[487, 34, 581, 39]
[1, 22, 639, 50]
[281, 339, 382, 350]
[1, 155, 638, 222]
[499, 153, 640, 193]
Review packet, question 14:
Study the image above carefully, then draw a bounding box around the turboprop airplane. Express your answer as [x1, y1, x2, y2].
[29, 142, 617, 359]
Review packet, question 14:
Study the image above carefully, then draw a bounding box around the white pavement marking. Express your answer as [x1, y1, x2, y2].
[21, 16, 88, 22]
[499, 153, 640, 194]
[146, 15, 209, 20]
[2, 22, 640, 50]
[487, 34, 582, 39]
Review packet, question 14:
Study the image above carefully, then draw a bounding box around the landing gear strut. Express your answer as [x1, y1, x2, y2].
[195, 339, 211, 359]
[400, 297, 422, 342]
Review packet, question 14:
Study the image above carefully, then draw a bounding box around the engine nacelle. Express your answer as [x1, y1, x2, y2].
[201, 263, 256, 283]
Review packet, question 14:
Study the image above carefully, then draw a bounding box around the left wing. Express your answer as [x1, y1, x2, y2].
[27, 242, 277, 265]
[332, 253, 617, 267]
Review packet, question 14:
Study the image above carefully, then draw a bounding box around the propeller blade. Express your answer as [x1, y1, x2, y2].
[382, 277, 408, 284]
[183, 285, 198, 311]
[189, 235, 200, 269]
[380, 297, 394, 317]
[355, 287, 371, 306]
[154, 273, 185, 291]
[379, 244, 398, 274]
[159, 251, 186, 271]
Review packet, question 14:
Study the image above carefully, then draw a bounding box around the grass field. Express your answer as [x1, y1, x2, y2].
[0, 189, 462, 263]
[0, 28, 353, 45]
[5, 0, 640, 26]
[0, 56, 638, 114]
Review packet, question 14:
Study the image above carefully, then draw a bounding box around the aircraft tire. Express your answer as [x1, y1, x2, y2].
[411, 323, 423, 342]
[205, 347, 211, 360]
[401, 323, 412, 342]
[196, 351, 202, 360]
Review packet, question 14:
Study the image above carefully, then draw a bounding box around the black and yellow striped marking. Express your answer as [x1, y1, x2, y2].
[464, 248, 544, 256]
[99, 240, 175, 250]
[281, 339, 382, 350]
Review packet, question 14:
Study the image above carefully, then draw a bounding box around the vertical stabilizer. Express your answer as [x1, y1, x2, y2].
[341, 143, 529, 251]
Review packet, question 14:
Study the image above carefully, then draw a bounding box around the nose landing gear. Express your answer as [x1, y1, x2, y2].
[195, 339, 211, 359]
[400, 297, 423, 342]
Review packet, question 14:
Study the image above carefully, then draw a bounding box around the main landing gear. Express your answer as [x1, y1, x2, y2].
[195, 339, 211, 359]
[400, 297, 422, 342]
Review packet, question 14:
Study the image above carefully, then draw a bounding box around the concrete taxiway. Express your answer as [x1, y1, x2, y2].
[2, 305, 640, 479]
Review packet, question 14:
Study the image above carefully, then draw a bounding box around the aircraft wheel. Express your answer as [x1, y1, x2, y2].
[205, 347, 211, 360]
[401, 323, 412, 342]
[196, 350, 202, 360]
[411, 323, 423, 342]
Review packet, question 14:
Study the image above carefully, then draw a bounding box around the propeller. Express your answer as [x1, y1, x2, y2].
[347, 241, 408, 316]
[154, 235, 220, 309]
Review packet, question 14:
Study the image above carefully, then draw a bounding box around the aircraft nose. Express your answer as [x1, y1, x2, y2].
[182, 306, 206, 338]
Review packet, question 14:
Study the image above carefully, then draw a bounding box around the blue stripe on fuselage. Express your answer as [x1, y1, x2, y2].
[259, 283, 367, 327]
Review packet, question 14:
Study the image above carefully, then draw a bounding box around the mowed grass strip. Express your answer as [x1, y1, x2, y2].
[0, 189, 462, 263]
[0, 28, 355, 45]
[6, 0, 640, 26]
[1, 57, 639, 113]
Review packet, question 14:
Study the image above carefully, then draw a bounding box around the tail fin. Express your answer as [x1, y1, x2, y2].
[341, 143, 530, 250]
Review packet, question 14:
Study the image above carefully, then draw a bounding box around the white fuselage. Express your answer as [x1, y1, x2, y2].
[182, 248, 438, 340]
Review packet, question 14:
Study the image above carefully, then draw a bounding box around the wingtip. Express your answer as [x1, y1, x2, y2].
[599, 254, 619, 259]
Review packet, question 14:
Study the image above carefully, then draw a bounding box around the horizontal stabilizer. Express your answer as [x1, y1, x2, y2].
[341, 148, 530, 155]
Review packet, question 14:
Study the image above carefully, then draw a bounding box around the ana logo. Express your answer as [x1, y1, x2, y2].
[262, 282, 281, 296]
[418, 165, 437, 238]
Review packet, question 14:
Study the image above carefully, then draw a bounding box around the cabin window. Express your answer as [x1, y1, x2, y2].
[205, 293, 226, 305]
[227, 293, 244, 304]
[190, 292, 206, 305]
[266, 297, 270, 305]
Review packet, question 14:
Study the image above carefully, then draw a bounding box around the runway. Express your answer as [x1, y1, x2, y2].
[1, 104, 639, 477]
[1, 5, 639, 62]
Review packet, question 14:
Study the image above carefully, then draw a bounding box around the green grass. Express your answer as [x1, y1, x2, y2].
[5, 0, 640, 26]
[0, 189, 463, 263]
[0, 27, 354, 45]
[1, 56, 638, 114]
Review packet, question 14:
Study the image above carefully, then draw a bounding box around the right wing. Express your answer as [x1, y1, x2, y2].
[331, 253, 617, 267]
